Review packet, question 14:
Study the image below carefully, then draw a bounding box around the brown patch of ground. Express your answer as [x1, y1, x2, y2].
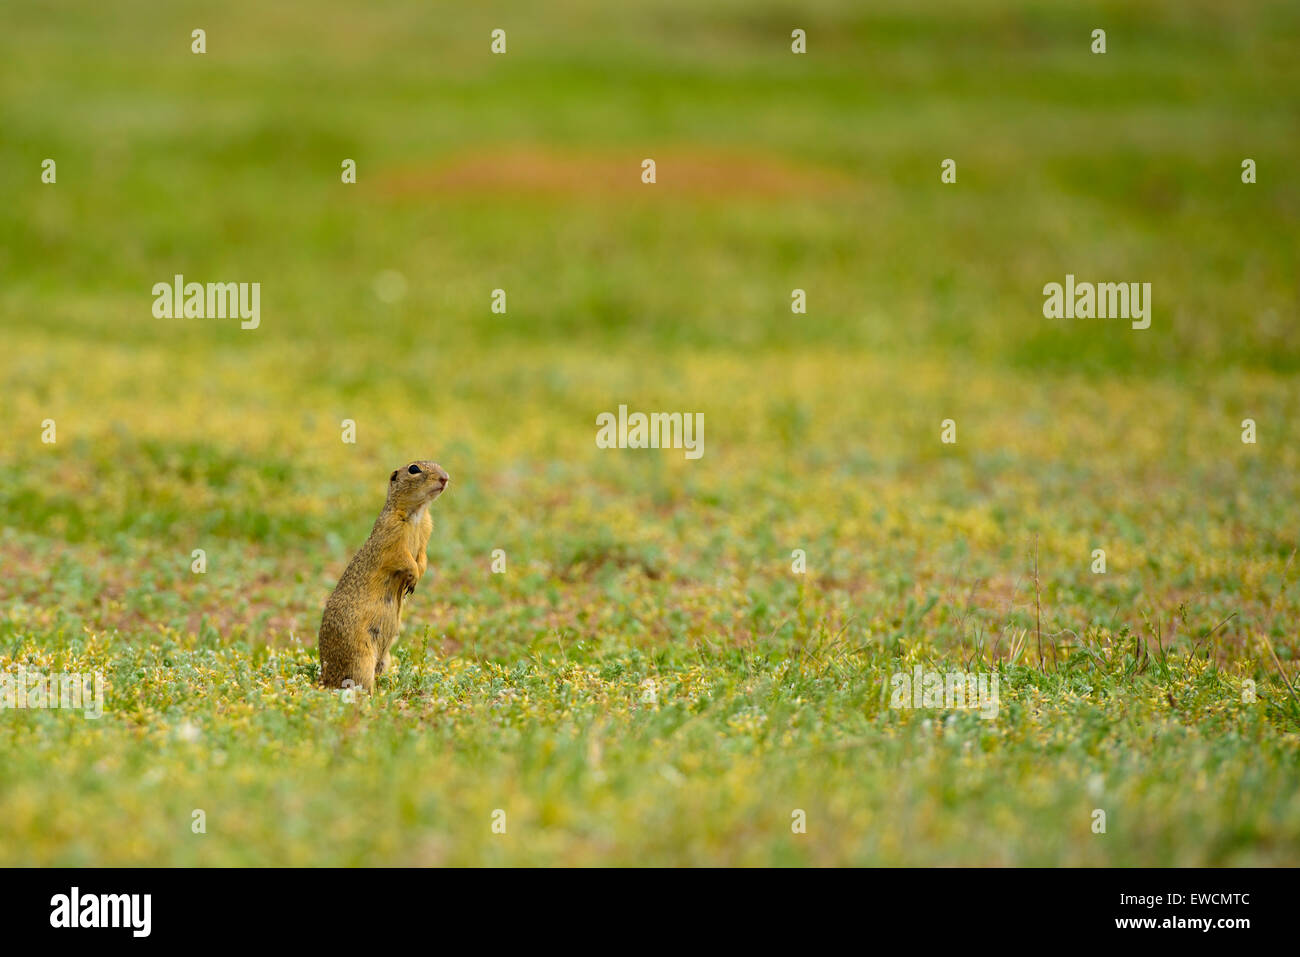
[377, 145, 857, 200]
[0, 538, 312, 643]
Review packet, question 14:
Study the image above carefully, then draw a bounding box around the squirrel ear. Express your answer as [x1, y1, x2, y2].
[389, 470, 399, 483]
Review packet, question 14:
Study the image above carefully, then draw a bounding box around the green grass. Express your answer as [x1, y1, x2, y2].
[1, 0, 1298, 865]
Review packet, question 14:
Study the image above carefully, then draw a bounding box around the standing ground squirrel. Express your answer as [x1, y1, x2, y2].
[318, 460, 450, 691]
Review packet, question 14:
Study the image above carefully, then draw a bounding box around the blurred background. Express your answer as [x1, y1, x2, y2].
[2, 0, 1297, 624]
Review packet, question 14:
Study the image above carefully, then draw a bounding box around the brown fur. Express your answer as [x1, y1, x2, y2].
[318, 460, 449, 691]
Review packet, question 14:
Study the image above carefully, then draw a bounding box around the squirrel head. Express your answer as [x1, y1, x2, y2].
[386, 460, 450, 517]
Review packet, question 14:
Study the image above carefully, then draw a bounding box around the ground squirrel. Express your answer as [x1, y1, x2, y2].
[318, 460, 450, 691]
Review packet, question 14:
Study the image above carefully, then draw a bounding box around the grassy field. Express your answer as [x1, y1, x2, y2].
[2, 0, 1299, 865]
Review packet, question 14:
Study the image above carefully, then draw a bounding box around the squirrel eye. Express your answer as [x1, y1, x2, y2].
[408, 464, 421, 474]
